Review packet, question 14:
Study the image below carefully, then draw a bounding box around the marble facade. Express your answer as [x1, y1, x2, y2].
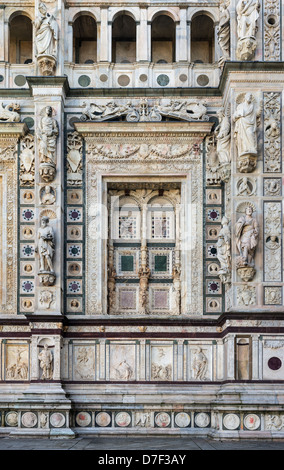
[0, 0, 283, 439]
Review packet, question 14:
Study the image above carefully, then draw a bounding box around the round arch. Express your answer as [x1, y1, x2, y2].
[149, 8, 179, 23]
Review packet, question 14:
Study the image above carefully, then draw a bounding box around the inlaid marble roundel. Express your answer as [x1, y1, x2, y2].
[194, 412, 210, 428]
[223, 413, 240, 430]
[244, 414, 260, 430]
[50, 412, 66, 428]
[5, 411, 18, 427]
[76, 412, 92, 427]
[115, 412, 131, 427]
[21, 411, 37, 428]
[174, 412, 190, 428]
[96, 412, 111, 427]
[155, 412, 171, 428]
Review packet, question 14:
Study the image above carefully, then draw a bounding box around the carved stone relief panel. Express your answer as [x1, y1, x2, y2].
[264, 0, 281, 61]
[109, 343, 136, 381]
[264, 202, 282, 282]
[73, 344, 96, 380]
[263, 338, 284, 379]
[263, 92, 281, 173]
[150, 344, 173, 381]
[189, 344, 212, 381]
[5, 343, 29, 380]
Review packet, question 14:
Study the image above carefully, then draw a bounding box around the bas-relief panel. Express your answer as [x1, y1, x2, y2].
[262, 339, 284, 380]
[150, 345, 174, 381]
[81, 124, 207, 316]
[109, 343, 137, 381]
[4, 343, 29, 381]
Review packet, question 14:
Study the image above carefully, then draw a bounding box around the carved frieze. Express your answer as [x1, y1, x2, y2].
[19, 134, 35, 186]
[67, 131, 83, 186]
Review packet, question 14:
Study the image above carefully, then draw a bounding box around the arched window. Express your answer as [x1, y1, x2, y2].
[112, 14, 136, 63]
[73, 15, 97, 64]
[191, 14, 214, 64]
[9, 15, 32, 64]
[151, 15, 176, 63]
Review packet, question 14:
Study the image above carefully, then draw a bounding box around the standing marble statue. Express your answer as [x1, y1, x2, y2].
[233, 93, 258, 172]
[235, 205, 259, 281]
[215, 107, 231, 181]
[236, 0, 260, 60]
[38, 106, 59, 182]
[217, 216, 231, 283]
[38, 344, 53, 380]
[218, 1, 230, 64]
[37, 216, 56, 286]
[35, 2, 58, 58]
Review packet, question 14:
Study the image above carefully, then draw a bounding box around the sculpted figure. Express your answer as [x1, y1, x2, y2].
[233, 93, 257, 158]
[193, 348, 208, 380]
[236, 0, 260, 39]
[215, 108, 231, 165]
[41, 185, 56, 205]
[138, 266, 151, 314]
[218, 1, 230, 61]
[37, 106, 59, 165]
[235, 206, 259, 268]
[38, 344, 53, 380]
[217, 216, 231, 283]
[35, 2, 58, 57]
[38, 216, 55, 273]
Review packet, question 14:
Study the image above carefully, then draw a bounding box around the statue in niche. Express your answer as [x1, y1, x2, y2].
[192, 348, 208, 381]
[217, 216, 231, 284]
[233, 93, 260, 172]
[172, 266, 181, 314]
[215, 107, 231, 181]
[38, 106, 59, 182]
[206, 136, 221, 185]
[35, 2, 58, 58]
[218, 1, 231, 65]
[37, 216, 55, 286]
[107, 265, 116, 312]
[236, 0, 260, 60]
[38, 344, 53, 380]
[235, 205, 259, 281]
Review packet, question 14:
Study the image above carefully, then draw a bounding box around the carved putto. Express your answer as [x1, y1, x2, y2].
[37, 216, 55, 286]
[0, 102, 21, 122]
[38, 344, 53, 380]
[233, 93, 261, 173]
[38, 106, 59, 182]
[217, 216, 231, 284]
[236, 0, 260, 60]
[235, 204, 259, 281]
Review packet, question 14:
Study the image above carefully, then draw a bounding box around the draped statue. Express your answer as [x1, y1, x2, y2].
[218, 1, 230, 63]
[236, 0, 260, 39]
[217, 216, 231, 283]
[235, 205, 259, 281]
[35, 2, 58, 58]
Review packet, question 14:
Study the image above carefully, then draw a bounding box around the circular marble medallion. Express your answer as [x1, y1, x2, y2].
[223, 413, 240, 430]
[268, 356, 282, 370]
[197, 74, 209, 87]
[115, 412, 131, 427]
[174, 412, 190, 428]
[155, 412, 171, 428]
[100, 74, 108, 83]
[157, 74, 170, 87]
[50, 412, 66, 428]
[5, 411, 18, 427]
[179, 74, 188, 83]
[21, 411, 37, 428]
[194, 412, 210, 428]
[139, 74, 148, 82]
[76, 412, 92, 427]
[23, 117, 34, 129]
[244, 414, 260, 430]
[78, 75, 91, 87]
[14, 75, 27, 87]
[96, 412, 111, 427]
[117, 75, 130, 87]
